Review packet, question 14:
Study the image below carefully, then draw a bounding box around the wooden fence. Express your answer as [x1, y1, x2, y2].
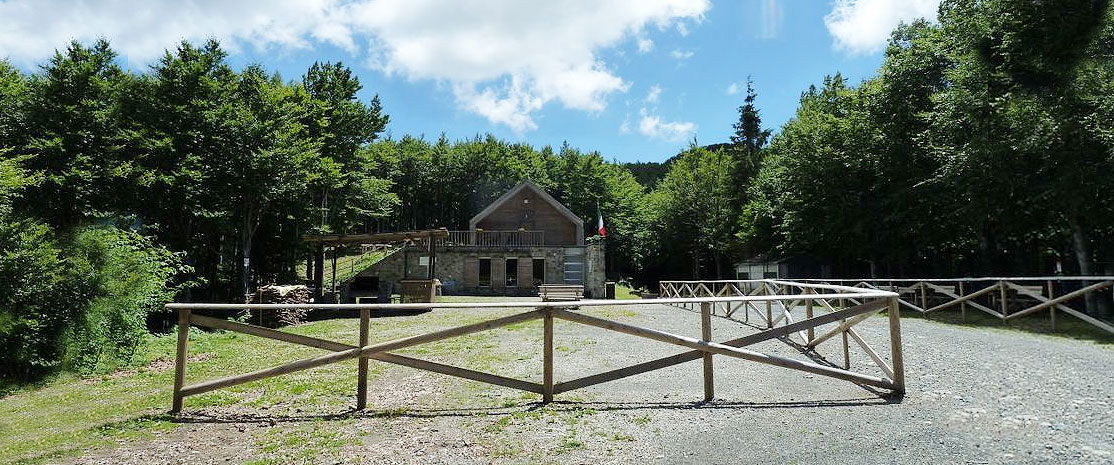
[168, 281, 903, 412]
[660, 277, 1114, 337]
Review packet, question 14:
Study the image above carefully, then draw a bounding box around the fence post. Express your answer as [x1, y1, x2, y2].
[920, 282, 928, 310]
[357, 308, 370, 410]
[887, 296, 905, 393]
[764, 283, 773, 329]
[958, 281, 967, 323]
[543, 307, 554, 403]
[841, 325, 850, 369]
[700, 302, 714, 401]
[999, 280, 1009, 322]
[1047, 280, 1056, 331]
[805, 291, 815, 342]
[171, 308, 191, 413]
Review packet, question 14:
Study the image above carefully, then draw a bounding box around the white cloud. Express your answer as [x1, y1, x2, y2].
[725, 82, 740, 95]
[637, 37, 654, 53]
[669, 49, 694, 60]
[638, 108, 695, 141]
[644, 85, 662, 103]
[824, 0, 940, 55]
[0, 0, 710, 133]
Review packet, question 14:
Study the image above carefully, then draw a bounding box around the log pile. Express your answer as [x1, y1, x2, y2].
[245, 284, 312, 327]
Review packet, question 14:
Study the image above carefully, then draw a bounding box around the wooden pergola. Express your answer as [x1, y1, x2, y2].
[301, 228, 449, 300]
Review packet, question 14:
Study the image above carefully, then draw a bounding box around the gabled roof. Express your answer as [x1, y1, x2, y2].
[469, 181, 583, 230]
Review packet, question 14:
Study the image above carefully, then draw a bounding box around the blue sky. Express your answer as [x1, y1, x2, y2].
[1, 0, 940, 162]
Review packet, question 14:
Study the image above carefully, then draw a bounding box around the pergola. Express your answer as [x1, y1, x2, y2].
[301, 228, 449, 300]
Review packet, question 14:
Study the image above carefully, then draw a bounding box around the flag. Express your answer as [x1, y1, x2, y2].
[597, 203, 607, 237]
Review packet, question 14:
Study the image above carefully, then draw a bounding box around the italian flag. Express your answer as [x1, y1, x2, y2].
[597, 204, 607, 237]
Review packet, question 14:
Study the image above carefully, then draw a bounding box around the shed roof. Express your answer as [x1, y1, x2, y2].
[468, 181, 583, 230]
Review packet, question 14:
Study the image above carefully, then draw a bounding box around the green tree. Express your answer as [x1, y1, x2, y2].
[21, 40, 130, 228]
[652, 146, 737, 278]
[729, 77, 771, 179]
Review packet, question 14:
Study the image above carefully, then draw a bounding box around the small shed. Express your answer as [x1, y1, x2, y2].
[735, 255, 829, 280]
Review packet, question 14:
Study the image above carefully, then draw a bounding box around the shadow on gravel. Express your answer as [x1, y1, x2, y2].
[168, 394, 903, 425]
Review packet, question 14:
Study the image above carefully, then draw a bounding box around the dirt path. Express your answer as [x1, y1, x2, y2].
[59, 302, 1114, 465]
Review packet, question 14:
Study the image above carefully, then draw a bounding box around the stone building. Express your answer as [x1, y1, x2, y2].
[345, 181, 605, 299]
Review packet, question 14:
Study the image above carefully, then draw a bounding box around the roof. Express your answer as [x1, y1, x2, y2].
[468, 181, 583, 230]
[735, 254, 790, 266]
[302, 228, 449, 245]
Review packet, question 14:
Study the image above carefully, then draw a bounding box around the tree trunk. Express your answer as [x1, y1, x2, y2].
[241, 207, 254, 300]
[1068, 215, 1109, 317]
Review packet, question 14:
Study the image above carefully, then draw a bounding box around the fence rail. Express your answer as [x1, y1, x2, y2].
[439, 230, 546, 248]
[168, 280, 903, 412]
[660, 277, 1114, 337]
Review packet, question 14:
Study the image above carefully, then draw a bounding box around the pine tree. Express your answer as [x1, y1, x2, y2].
[729, 77, 771, 179]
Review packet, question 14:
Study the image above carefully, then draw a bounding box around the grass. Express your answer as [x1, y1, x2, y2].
[294, 249, 391, 288]
[614, 284, 640, 300]
[899, 304, 1114, 345]
[0, 305, 528, 465]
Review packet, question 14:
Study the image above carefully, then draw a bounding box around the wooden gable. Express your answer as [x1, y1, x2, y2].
[469, 181, 584, 246]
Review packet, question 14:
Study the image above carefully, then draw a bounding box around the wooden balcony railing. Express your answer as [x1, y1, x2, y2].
[439, 230, 545, 248]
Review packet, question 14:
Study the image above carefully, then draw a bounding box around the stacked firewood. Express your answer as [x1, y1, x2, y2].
[244, 284, 312, 327]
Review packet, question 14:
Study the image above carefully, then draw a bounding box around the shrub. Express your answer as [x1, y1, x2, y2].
[0, 225, 188, 379]
[0, 219, 92, 378]
[61, 228, 189, 373]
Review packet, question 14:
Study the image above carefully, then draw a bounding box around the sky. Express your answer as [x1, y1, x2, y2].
[0, 0, 940, 163]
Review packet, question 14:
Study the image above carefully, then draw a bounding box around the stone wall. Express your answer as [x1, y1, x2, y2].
[585, 242, 606, 298]
[346, 245, 592, 298]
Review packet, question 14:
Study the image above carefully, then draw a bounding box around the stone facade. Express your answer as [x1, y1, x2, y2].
[343, 243, 606, 299]
[340, 181, 607, 300]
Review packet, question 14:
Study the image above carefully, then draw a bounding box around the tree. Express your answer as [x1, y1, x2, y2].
[652, 146, 737, 278]
[301, 61, 392, 234]
[729, 77, 772, 184]
[21, 40, 129, 228]
[214, 66, 323, 296]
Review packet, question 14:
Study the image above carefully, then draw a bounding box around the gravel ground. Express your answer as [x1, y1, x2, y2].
[60, 301, 1114, 465]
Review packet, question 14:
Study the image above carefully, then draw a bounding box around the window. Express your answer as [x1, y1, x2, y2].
[505, 258, 518, 287]
[479, 258, 491, 287]
[533, 258, 545, 285]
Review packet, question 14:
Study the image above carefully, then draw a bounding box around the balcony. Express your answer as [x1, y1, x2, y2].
[439, 230, 546, 248]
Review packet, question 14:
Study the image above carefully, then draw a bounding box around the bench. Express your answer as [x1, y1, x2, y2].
[539, 285, 584, 302]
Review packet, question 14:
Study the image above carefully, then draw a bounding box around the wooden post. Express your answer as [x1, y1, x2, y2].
[313, 244, 325, 301]
[999, 281, 1009, 321]
[171, 309, 191, 413]
[841, 324, 850, 370]
[427, 232, 436, 280]
[920, 282, 928, 311]
[1047, 280, 1056, 331]
[958, 281, 967, 323]
[805, 294, 815, 342]
[887, 297, 905, 393]
[700, 302, 714, 401]
[357, 308, 370, 410]
[543, 307, 554, 403]
[765, 283, 773, 329]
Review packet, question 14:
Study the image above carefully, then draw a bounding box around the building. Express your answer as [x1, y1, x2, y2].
[734, 255, 830, 280]
[345, 181, 605, 299]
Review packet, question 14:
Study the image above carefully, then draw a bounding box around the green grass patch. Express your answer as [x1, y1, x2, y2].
[0, 305, 527, 464]
[614, 284, 641, 300]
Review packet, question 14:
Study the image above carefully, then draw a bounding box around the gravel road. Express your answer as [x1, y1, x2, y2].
[63, 301, 1114, 465]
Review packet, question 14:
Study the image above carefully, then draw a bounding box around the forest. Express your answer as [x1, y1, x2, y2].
[1, 0, 1113, 379]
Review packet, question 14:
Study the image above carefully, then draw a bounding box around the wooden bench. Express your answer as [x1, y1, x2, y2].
[539, 285, 584, 302]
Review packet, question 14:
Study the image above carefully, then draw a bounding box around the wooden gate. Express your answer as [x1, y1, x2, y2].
[168, 282, 903, 412]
